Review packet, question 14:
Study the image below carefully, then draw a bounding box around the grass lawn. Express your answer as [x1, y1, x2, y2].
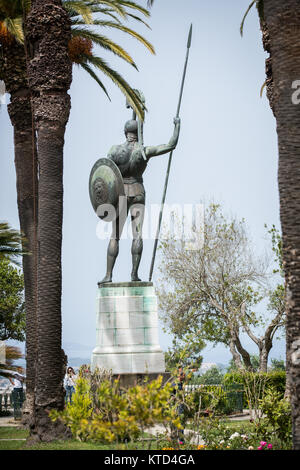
[220, 419, 253, 430]
[0, 426, 157, 451]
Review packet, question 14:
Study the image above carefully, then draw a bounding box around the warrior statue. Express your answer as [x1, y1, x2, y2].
[89, 93, 181, 283]
[89, 24, 193, 286]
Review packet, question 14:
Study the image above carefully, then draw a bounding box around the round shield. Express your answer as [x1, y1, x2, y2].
[89, 158, 125, 221]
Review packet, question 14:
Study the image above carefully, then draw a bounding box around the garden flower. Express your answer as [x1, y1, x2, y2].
[229, 432, 240, 440]
[267, 444, 273, 449]
[248, 446, 254, 450]
[260, 441, 267, 447]
[241, 434, 248, 441]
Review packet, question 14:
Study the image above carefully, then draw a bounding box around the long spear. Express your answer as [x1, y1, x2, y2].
[149, 24, 193, 282]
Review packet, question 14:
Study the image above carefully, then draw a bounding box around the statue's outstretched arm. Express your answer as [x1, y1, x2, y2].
[145, 117, 181, 159]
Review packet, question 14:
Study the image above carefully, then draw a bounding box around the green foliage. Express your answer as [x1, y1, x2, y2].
[196, 366, 224, 385]
[223, 370, 286, 416]
[224, 370, 286, 399]
[0, 345, 24, 380]
[50, 373, 180, 446]
[250, 355, 260, 372]
[50, 377, 93, 441]
[192, 385, 228, 416]
[270, 358, 285, 371]
[265, 371, 286, 398]
[158, 203, 284, 373]
[0, 258, 25, 341]
[0, 1, 154, 120]
[164, 333, 205, 372]
[256, 388, 292, 447]
[196, 417, 258, 450]
[0, 222, 27, 266]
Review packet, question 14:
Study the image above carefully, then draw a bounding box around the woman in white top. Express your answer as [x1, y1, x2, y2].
[63, 366, 77, 404]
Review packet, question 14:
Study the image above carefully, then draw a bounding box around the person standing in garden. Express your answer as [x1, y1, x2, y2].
[63, 367, 77, 405]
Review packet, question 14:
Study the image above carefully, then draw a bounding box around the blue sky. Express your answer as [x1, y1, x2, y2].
[0, 0, 285, 364]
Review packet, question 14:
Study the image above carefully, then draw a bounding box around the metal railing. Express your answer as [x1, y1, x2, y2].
[0, 390, 25, 419]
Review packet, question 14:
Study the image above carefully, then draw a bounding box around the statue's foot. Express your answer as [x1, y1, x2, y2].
[131, 273, 141, 282]
[100, 274, 112, 284]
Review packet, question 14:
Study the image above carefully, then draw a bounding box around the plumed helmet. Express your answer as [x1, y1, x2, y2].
[124, 119, 138, 135]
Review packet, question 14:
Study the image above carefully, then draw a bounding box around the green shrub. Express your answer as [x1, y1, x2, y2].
[223, 370, 286, 409]
[265, 371, 286, 398]
[255, 388, 292, 446]
[50, 374, 180, 446]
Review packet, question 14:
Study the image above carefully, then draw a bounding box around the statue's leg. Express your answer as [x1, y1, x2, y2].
[100, 201, 128, 283]
[130, 200, 145, 282]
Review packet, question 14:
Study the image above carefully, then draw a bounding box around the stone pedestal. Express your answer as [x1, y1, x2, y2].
[91, 282, 166, 375]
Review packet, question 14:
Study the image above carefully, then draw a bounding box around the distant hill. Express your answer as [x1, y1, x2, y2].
[66, 357, 91, 368]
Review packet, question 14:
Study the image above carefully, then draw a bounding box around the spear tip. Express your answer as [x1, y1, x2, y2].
[187, 23, 193, 48]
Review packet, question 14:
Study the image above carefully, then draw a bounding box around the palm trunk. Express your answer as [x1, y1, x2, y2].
[8, 94, 38, 420]
[25, 0, 72, 440]
[2, 39, 38, 420]
[264, 0, 300, 450]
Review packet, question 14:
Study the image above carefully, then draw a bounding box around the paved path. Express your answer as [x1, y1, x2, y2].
[147, 424, 205, 446]
[0, 415, 22, 427]
[147, 411, 251, 446]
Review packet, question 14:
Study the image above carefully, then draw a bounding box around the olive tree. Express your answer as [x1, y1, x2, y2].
[157, 203, 285, 372]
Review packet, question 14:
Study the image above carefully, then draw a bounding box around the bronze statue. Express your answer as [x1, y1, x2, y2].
[98, 116, 180, 283]
[90, 24, 192, 283]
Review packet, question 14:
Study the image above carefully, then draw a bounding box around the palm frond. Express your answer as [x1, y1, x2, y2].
[21, 0, 31, 15]
[240, 1, 256, 37]
[86, 0, 127, 18]
[83, 53, 145, 120]
[0, 222, 28, 265]
[260, 80, 266, 98]
[117, 1, 150, 17]
[4, 16, 23, 43]
[63, 0, 94, 23]
[126, 13, 151, 29]
[89, 19, 155, 54]
[72, 27, 137, 68]
[80, 61, 111, 99]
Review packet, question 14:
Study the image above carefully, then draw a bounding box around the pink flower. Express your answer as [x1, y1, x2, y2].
[267, 443, 273, 449]
[260, 441, 267, 447]
[257, 446, 263, 450]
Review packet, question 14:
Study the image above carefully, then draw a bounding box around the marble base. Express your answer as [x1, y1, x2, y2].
[91, 282, 166, 375]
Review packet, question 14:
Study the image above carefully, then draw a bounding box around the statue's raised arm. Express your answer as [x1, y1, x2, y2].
[145, 117, 181, 159]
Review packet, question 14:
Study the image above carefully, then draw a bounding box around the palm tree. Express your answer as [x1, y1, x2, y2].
[242, 0, 300, 450]
[1, 1, 153, 118]
[65, 0, 154, 114]
[0, 1, 38, 418]
[23, 0, 72, 440]
[1, 0, 154, 437]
